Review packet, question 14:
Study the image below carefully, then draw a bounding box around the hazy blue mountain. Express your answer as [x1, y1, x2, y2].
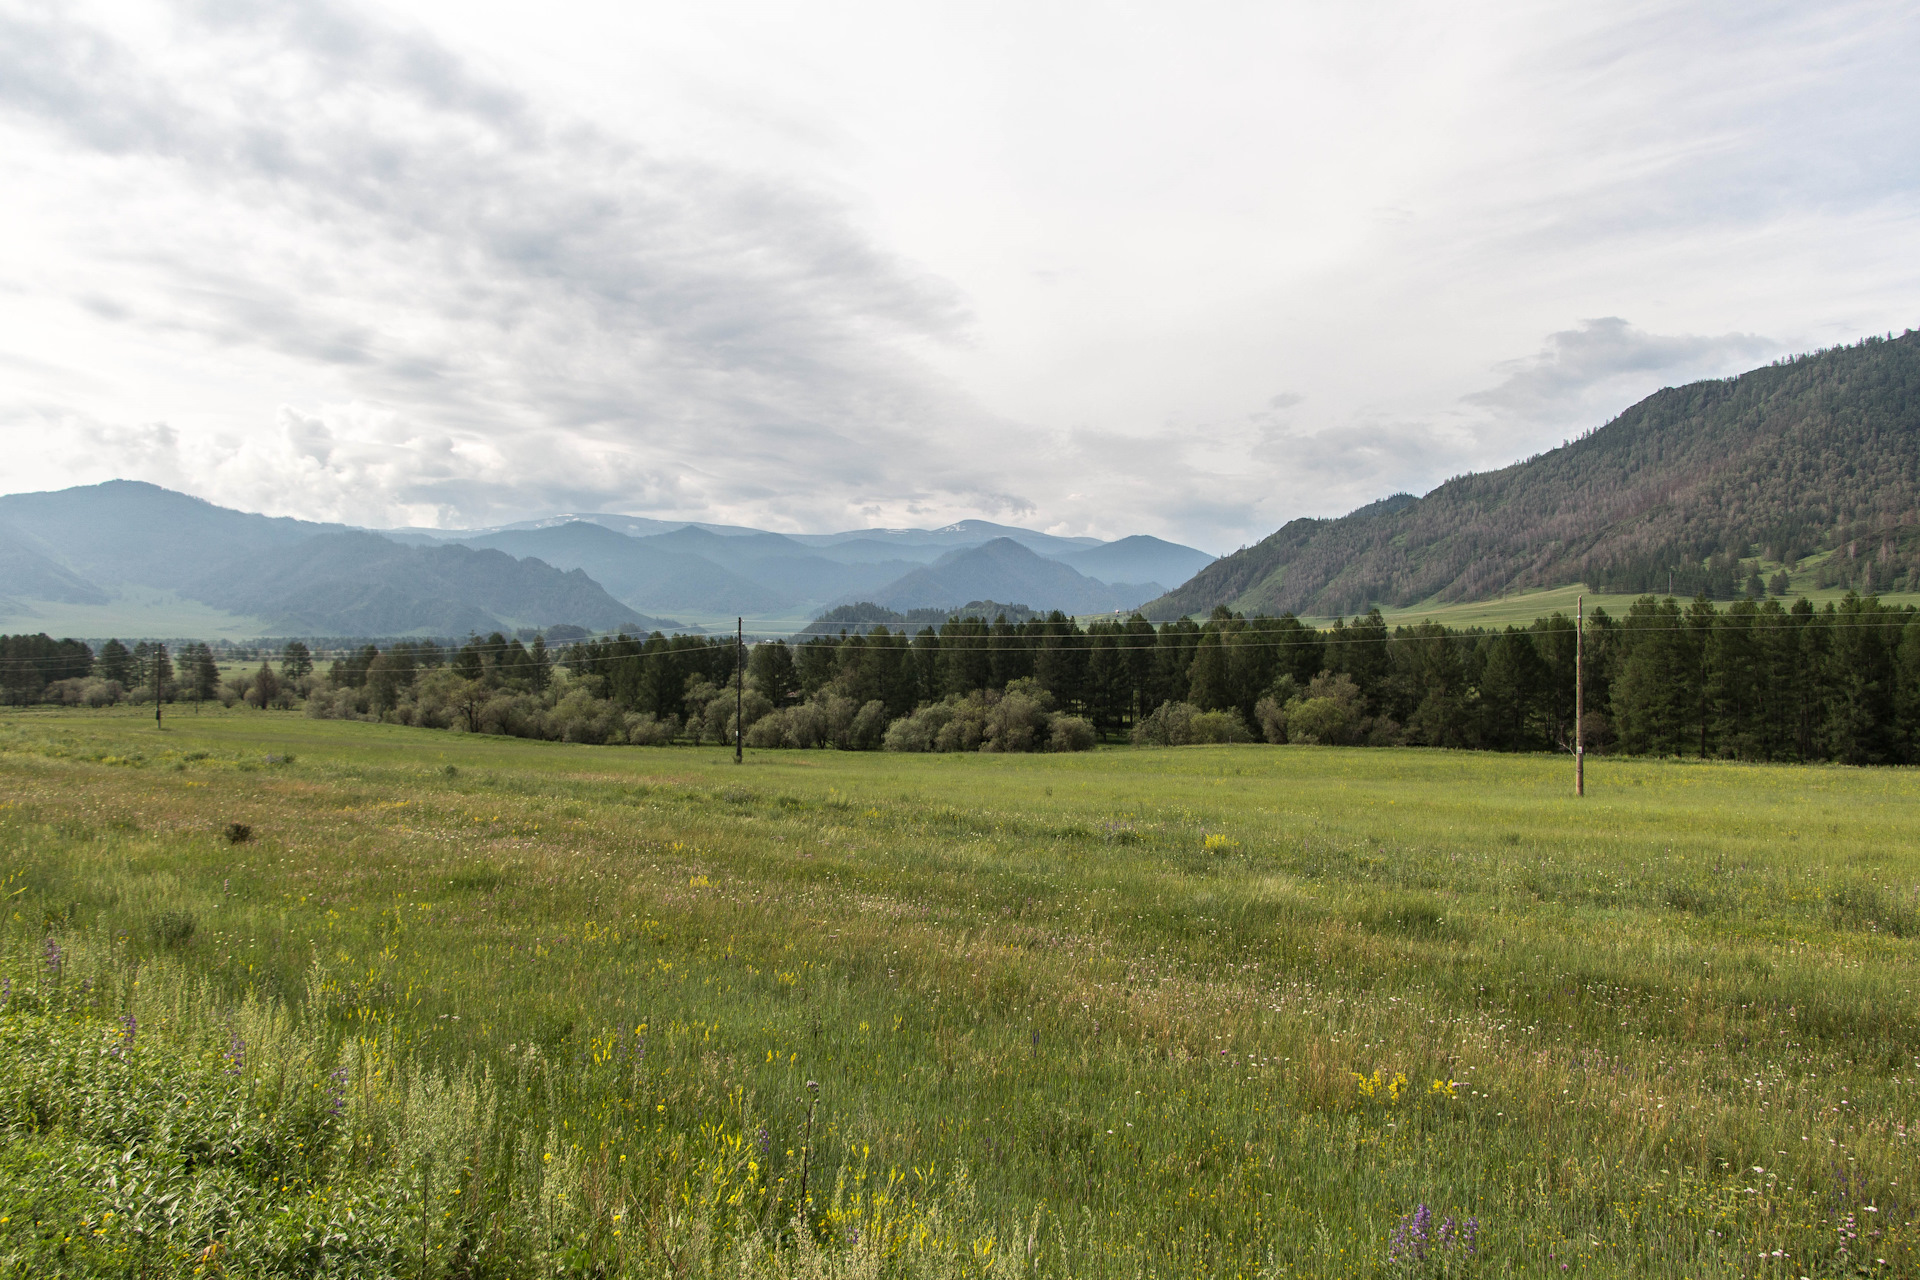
[0, 523, 109, 605]
[407, 512, 1213, 618]
[798, 600, 1041, 635]
[0, 484, 676, 637]
[0, 480, 346, 589]
[0, 480, 1215, 636]
[790, 519, 1104, 557]
[459, 523, 790, 615]
[186, 531, 654, 636]
[865, 539, 1162, 615]
[1052, 535, 1215, 589]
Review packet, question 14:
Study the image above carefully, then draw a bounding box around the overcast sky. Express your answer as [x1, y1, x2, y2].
[1, 1, 1916, 551]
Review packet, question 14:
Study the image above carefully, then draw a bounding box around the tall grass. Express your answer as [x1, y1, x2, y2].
[2, 706, 1919, 1276]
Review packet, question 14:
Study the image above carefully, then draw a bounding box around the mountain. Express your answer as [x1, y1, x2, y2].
[0, 480, 347, 588]
[867, 538, 1162, 615]
[788, 520, 1105, 557]
[798, 600, 1041, 635]
[0, 524, 109, 606]
[184, 531, 651, 636]
[456, 523, 791, 615]
[1148, 329, 1920, 619]
[0, 483, 673, 637]
[0, 481, 1215, 636]
[1051, 535, 1216, 589]
[453, 522, 916, 615]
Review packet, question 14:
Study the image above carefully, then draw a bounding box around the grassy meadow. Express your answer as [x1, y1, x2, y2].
[2, 707, 1918, 1276]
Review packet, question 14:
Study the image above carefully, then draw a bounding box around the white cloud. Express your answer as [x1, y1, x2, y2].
[1466, 318, 1781, 431]
[0, 0, 1916, 552]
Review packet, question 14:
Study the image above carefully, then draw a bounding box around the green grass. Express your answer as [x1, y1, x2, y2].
[3, 707, 1919, 1276]
[0, 588, 270, 641]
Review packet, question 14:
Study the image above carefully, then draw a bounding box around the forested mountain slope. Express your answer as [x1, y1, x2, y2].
[1148, 330, 1920, 619]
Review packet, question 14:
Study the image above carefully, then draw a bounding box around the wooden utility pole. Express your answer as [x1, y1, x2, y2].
[734, 618, 744, 765]
[1574, 594, 1584, 797]
[153, 642, 163, 731]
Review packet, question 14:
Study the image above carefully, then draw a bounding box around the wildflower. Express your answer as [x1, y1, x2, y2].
[1387, 1204, 1432, 1265]
[43, 937, 62, 974]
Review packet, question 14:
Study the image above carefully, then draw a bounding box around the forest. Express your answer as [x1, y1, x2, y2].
[6, 588, 1920, 764]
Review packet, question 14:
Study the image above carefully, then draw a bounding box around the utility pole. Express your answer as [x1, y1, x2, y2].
[734, 617, 744, 765]
[1574, 594, 1584, 797]
[152, 642, 163, 731]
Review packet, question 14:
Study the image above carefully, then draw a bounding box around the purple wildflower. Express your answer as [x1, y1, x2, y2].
[755, 1126, 772, 1158]
[326, 1066, 348, 1116]
[43, 937, 62, 975]
[225, 1025, 246, 1075]
[1388, 1204, 1478, 1270]
[1388, 1204, 1433, 1265]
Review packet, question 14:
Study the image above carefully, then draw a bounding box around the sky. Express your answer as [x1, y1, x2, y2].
[1, 1, 1916, 553]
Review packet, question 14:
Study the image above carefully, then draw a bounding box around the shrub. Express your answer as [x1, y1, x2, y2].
[623, 712, 678, 746]
[1049, 714, 1096, 752]
[1132, 700, 1197, 746]
[1188, 709, 1253, 744]
[1254, 696, 1288, 743]
[1283, 672, 1367, 746]
[551, 688, 626, 744]
[883, 701, 955, 752]
[1131, 701, 1251, 746]
[843, 699, 891, 750]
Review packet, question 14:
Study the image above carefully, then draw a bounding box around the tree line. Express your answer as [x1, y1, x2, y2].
[7, 591, 1920, 763]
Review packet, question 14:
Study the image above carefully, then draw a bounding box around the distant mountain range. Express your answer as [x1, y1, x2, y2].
[0, 483, 659, 636]
[395, 515, 1212, 623]
[0, 481, 1215, 638]
[1149, 329, 1920, 619]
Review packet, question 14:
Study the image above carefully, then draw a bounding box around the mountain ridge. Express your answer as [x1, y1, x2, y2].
[1148, 329, 1920, 619]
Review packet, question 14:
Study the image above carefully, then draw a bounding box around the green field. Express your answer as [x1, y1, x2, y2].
[1314, 575, 1920, 632]
[2, 709, 1917, 1276]
[0, 589, 270, 642]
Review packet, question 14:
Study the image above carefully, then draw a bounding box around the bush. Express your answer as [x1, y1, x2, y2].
[843, 699, 891, 750]
[1282, 672, 1367, 746]
[623, 712, 678, 746]
[1189, 709, 1252, 743]
[552, 688, 627, 744]
[1049, 714, 1096, 751]
[884, 701, 955, 752]
[1254, 696, 1288, 743]
[1131, 700, 1197, 746]
[1131, 701, 1251, 746]
[45, 677, 122, 707]
[886, 682, 1082, 754]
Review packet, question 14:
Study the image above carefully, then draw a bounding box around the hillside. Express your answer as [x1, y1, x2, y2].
[1148, 329, 1920, 619]
[869, 538, 1160, 614]
[185, 532, 650, 636]
[0, 484, 667, 637]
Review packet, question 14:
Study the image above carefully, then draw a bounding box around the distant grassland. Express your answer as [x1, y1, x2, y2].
[3, 708, 1919, 1276]
[1313, 575, 1920, 632]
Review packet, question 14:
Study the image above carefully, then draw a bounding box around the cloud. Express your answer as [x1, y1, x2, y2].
[0, 0, 1021, 530]
[1466, 318, 1781, 429]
